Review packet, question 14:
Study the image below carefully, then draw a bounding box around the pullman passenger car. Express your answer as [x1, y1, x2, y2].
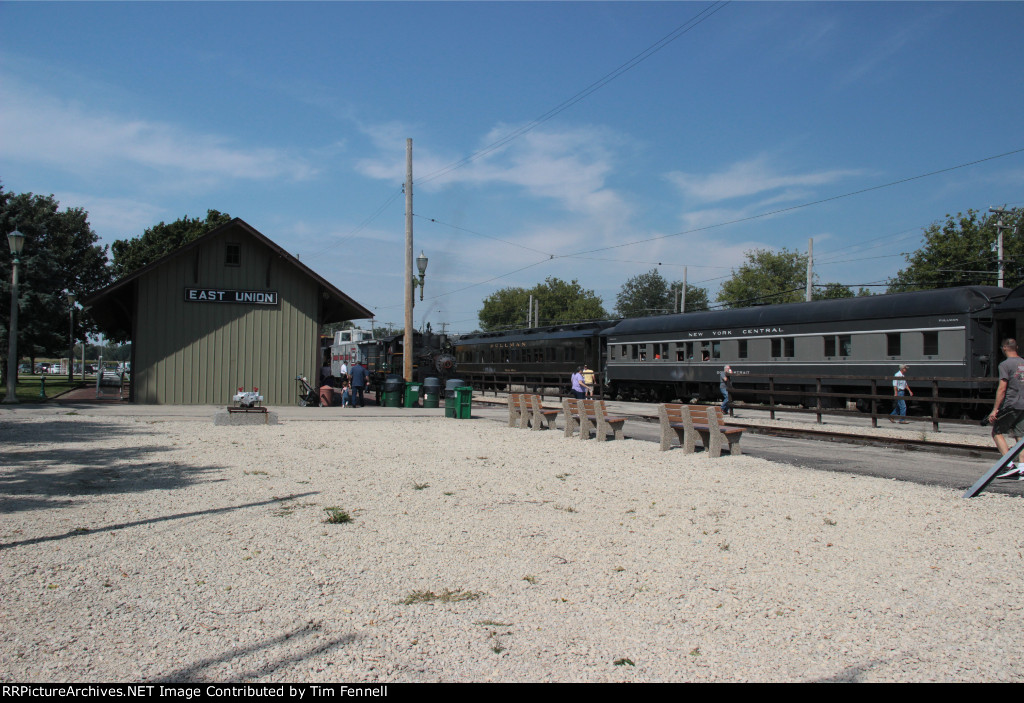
[454, 321, 615, 390]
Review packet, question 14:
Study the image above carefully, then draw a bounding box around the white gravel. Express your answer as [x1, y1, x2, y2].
[2, 413, 1023, 682]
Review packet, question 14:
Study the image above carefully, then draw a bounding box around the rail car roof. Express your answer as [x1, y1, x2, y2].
[456, 320, 616, 345]
[995, 284, 1024, 312]
[602, 286, 1008, 338]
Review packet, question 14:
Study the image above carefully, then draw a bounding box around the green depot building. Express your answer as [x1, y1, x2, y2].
[86, 218, 372, 405]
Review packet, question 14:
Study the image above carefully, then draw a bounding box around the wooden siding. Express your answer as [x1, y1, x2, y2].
[133, 229, 319, 405]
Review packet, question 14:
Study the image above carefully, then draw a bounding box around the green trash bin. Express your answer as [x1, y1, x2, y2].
[384, 374, 404, 408]
[423, 377, 441, 409]
[454, 386, 473, 419]
[404, 382, 423, 408]
[444, 379, 464, 418]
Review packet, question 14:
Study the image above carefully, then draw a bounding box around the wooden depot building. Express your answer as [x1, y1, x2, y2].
[86, 218, 372, 405]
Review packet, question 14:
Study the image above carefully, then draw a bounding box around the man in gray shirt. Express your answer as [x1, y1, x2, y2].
[991, 338, 1024, 479]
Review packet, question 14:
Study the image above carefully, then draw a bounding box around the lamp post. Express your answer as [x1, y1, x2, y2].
[415, 251, 428, 301]
[67, 292, 76, 383]
[4, 228, 26, 404]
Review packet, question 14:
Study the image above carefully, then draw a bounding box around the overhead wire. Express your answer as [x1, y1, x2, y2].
[414, 1, 731, 187]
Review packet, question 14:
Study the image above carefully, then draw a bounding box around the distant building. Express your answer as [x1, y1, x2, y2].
[86, 218, 371, 405]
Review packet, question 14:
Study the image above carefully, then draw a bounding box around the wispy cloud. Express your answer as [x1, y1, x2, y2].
[667, 155, 863, 205]
[0, 79, 316, 186]
[355, 122, 632, 224]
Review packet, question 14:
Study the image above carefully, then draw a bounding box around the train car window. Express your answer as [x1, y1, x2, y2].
[923, 331, 939, 356]
[738, 340, 748, 359]
[839, 335, 852, 357]
[712, 341, 721, 359]
[685, 342, 694, 359]
[654, 343, 667, 359]
[771, 338, 782, 357]
[887, 333, 901, 357]
[676, 348, 686, 361]
[824, 337, 836, 357]
[784, 338, 794, 357]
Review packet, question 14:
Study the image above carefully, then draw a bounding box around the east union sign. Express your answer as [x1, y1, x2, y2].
[184, 288, 279, 305]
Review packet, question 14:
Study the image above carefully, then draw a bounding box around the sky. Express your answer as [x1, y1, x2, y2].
[2, 1, 1023, 333]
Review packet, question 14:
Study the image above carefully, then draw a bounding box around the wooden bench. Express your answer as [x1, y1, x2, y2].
[525, 394, 560, 431]
[659, 403, 743, 457]
[562, 398, 626, 441]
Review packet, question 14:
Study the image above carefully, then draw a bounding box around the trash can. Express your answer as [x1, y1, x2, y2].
[319, 385, 334, 407]
[444, 379, 464, 418]
[404, 381, 423, 408]
[384, 374, 405, 408]
[422, 377, 441, 409]
[454, 385, 473, 419]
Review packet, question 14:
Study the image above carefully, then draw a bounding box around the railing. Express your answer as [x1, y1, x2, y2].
[729, 372, 997, 432]
[462, 372, 604, 401]
[463, 370, 997, 433]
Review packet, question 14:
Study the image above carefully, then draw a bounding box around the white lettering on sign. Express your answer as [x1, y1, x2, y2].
[184, 288, 278, 305]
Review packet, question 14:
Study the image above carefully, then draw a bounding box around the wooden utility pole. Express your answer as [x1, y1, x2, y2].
[404, 139, 414, 382]
[806, 238, 813, 302]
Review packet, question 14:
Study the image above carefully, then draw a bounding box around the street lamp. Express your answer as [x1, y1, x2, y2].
[67, 291, 76, 383]
[4, 228, 26, 404]
[415, 251, 428, 302]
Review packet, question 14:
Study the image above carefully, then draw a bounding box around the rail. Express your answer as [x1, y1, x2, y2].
[463, 370, 998, 433]
[729, 372, 997, 432]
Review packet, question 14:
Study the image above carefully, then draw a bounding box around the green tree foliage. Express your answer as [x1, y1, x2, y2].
[717, 248, 809, 308]
[888, 209, 1024, 292]
[615, 268, 709, 317]
[616, 268, 673, 317]
[1, 187, 110, 370]
[479, 276, 607, 331]
[110, 209, 232, 279]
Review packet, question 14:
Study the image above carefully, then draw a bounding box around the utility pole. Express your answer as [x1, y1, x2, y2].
[404, 138, 414, 382]
[528, 294, 533, 327]
[990, 205, 1015, 288]
[681, 267, 687, 313]
[806, 238, 813, 302]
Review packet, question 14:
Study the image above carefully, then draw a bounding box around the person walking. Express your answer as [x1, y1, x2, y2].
[889, 364, 913, 424]
[349, 362, 368, 408]
[582, 364, 595, 398]
[571, 367, 589, 400]
[990, 339, 1024, 479]
[719, 364, 733, 414]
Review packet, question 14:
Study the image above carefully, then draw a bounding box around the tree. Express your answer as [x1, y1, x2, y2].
[888, 209, 1024, 292]
[717, 248, 809, 308]
[615, 268, 710, 316]
[616, 268, 673, 317]
[1, 187, 110, 372]
[110, 209, 232, 279]
[479, 276, 607, 331]
[676, 282, 710, 312]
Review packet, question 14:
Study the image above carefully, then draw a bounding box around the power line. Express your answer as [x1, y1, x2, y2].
[559, 147, 1024, 259]
[415, 1, 730, 186]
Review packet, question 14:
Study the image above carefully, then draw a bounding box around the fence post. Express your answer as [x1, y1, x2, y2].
[931, 380, 939, 432]
[871, 379, 878, 428]
[815, 378, 822, 424]
[769, 376, 776, 421]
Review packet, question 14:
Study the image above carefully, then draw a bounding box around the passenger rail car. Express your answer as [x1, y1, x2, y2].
[602, 286, 1007, 410]
[454, 321, 615, 390]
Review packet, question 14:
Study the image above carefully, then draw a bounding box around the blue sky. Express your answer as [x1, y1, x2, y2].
[2, 1, 1023, 333]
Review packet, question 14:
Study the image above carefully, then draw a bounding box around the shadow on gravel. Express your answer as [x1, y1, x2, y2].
[149, 620, 360, 683]
[0, 417, 219, 514]
[812, 659, 886, 682]
[0, 492, 319, 551]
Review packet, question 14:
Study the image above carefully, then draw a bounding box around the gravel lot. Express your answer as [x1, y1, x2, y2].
[2, 413, 1023, 682]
